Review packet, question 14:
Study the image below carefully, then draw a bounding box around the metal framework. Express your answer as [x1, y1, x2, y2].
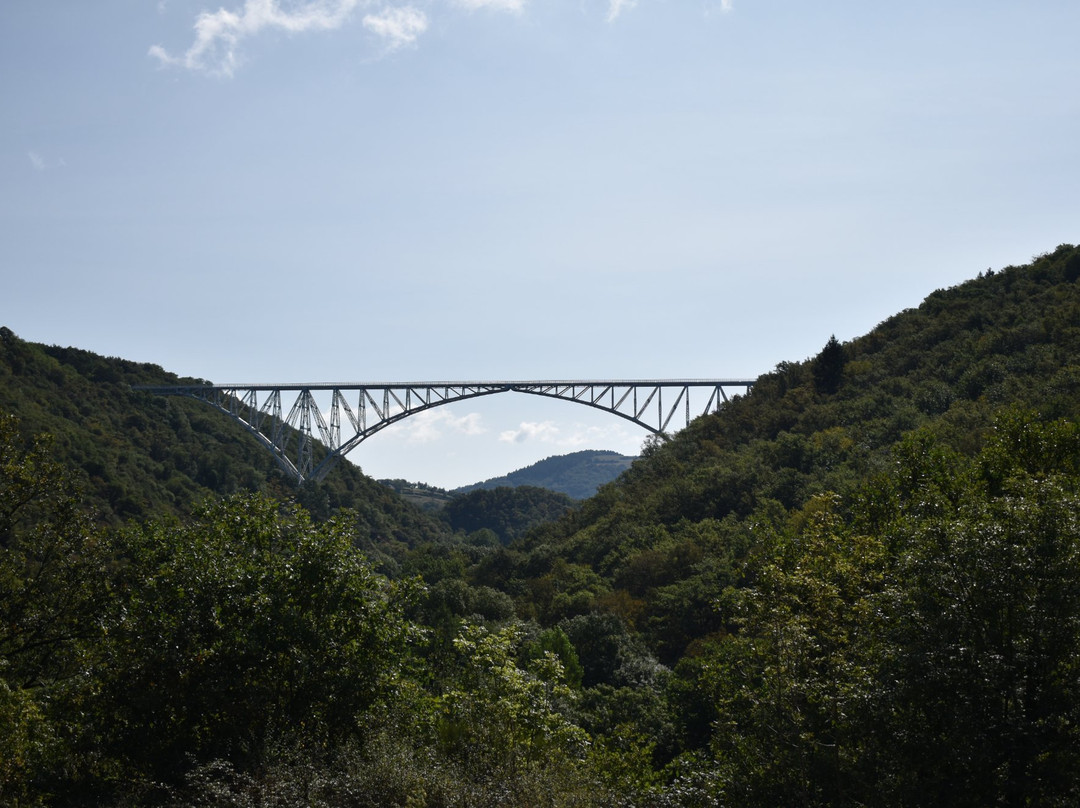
[134, 379, 754, 484]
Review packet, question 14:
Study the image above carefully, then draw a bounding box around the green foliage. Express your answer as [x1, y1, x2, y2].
[536, 626, 584, 689]
[457, 449, 637, 500]
[6, 245, 1080, 805]
[0, 429, 101, 655]
[0, 331, 454, 546]
[811, 334, 846, 394]
[692, 413, 1080, 806]
[0, 677, 56, 807]
[91, 495, 414, 785]
[871, 417, 1080, 805]
[437, 622, 586, 766]
[703, 495, 888, 805]
[378, 477, 455, 511]
[441, 485, 577, 544]
[0, 415, 114, 803]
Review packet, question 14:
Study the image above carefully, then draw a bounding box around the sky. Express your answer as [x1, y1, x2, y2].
[2, 1, 1078, 489]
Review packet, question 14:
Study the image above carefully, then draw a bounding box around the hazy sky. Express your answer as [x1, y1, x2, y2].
[3, 1, 1078, 488]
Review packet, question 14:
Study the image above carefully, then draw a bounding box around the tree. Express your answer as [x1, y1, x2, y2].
[89, 494, 416, 787]
[703, 495, 887, 806]
[811, 335, 845, 394]
[875, 414, 1080, 805]
[0, 413, 111, 802]
[435, 622, 589, 787]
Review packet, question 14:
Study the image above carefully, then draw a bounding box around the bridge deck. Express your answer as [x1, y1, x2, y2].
[137, 379, 756, 392]
[134, 379, 756, 483]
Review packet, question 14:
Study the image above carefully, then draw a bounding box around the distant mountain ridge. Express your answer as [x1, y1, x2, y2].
[454, 449, 637, 500]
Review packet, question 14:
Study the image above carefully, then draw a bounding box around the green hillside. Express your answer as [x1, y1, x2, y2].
[0, 328, 450, 545]
[491, 246, 1080, 643]
[456, 449, 638, 499]
[523, 243, 1080, 584]
[4, 244, 1080, 806]
[441, 485, 578, 544]
[414, 243, 1080, 802]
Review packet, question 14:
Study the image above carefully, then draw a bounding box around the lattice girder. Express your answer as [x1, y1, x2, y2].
[134, 379, 753, 484]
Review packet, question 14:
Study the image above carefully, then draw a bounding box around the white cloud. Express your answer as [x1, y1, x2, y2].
[606, 0, 636, 22]
[363, 6, 428, 50]
[149, 0, 366, 76]
[499, 420, 560, 444]
[454, 0, 526, 12]
[149, 0, 726, 76]
[499, 419, 638, 448]
[385, 409, 487, 444]
[27, 151, 65, 170]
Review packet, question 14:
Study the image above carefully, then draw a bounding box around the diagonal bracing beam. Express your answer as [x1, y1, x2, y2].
[133, 379, 754, 484]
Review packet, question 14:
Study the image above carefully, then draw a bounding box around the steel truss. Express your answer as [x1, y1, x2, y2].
[134, 379, 754, 484]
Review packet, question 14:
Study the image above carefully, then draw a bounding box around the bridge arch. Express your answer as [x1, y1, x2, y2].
[135, 379, 754, 484]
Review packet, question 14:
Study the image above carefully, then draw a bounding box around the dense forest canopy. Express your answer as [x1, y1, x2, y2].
[2, 244, 1080, 806]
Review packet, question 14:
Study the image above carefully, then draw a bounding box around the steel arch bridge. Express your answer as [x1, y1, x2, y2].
[134, 379, 754, 484]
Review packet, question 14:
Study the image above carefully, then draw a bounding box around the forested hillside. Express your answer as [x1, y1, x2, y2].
[4, 244, 1080, 806]
[0, 327, 449, 545]
[441, 485, 577, 544]
[456, 449, 637, 499]
[393, 243, 1080, 804]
